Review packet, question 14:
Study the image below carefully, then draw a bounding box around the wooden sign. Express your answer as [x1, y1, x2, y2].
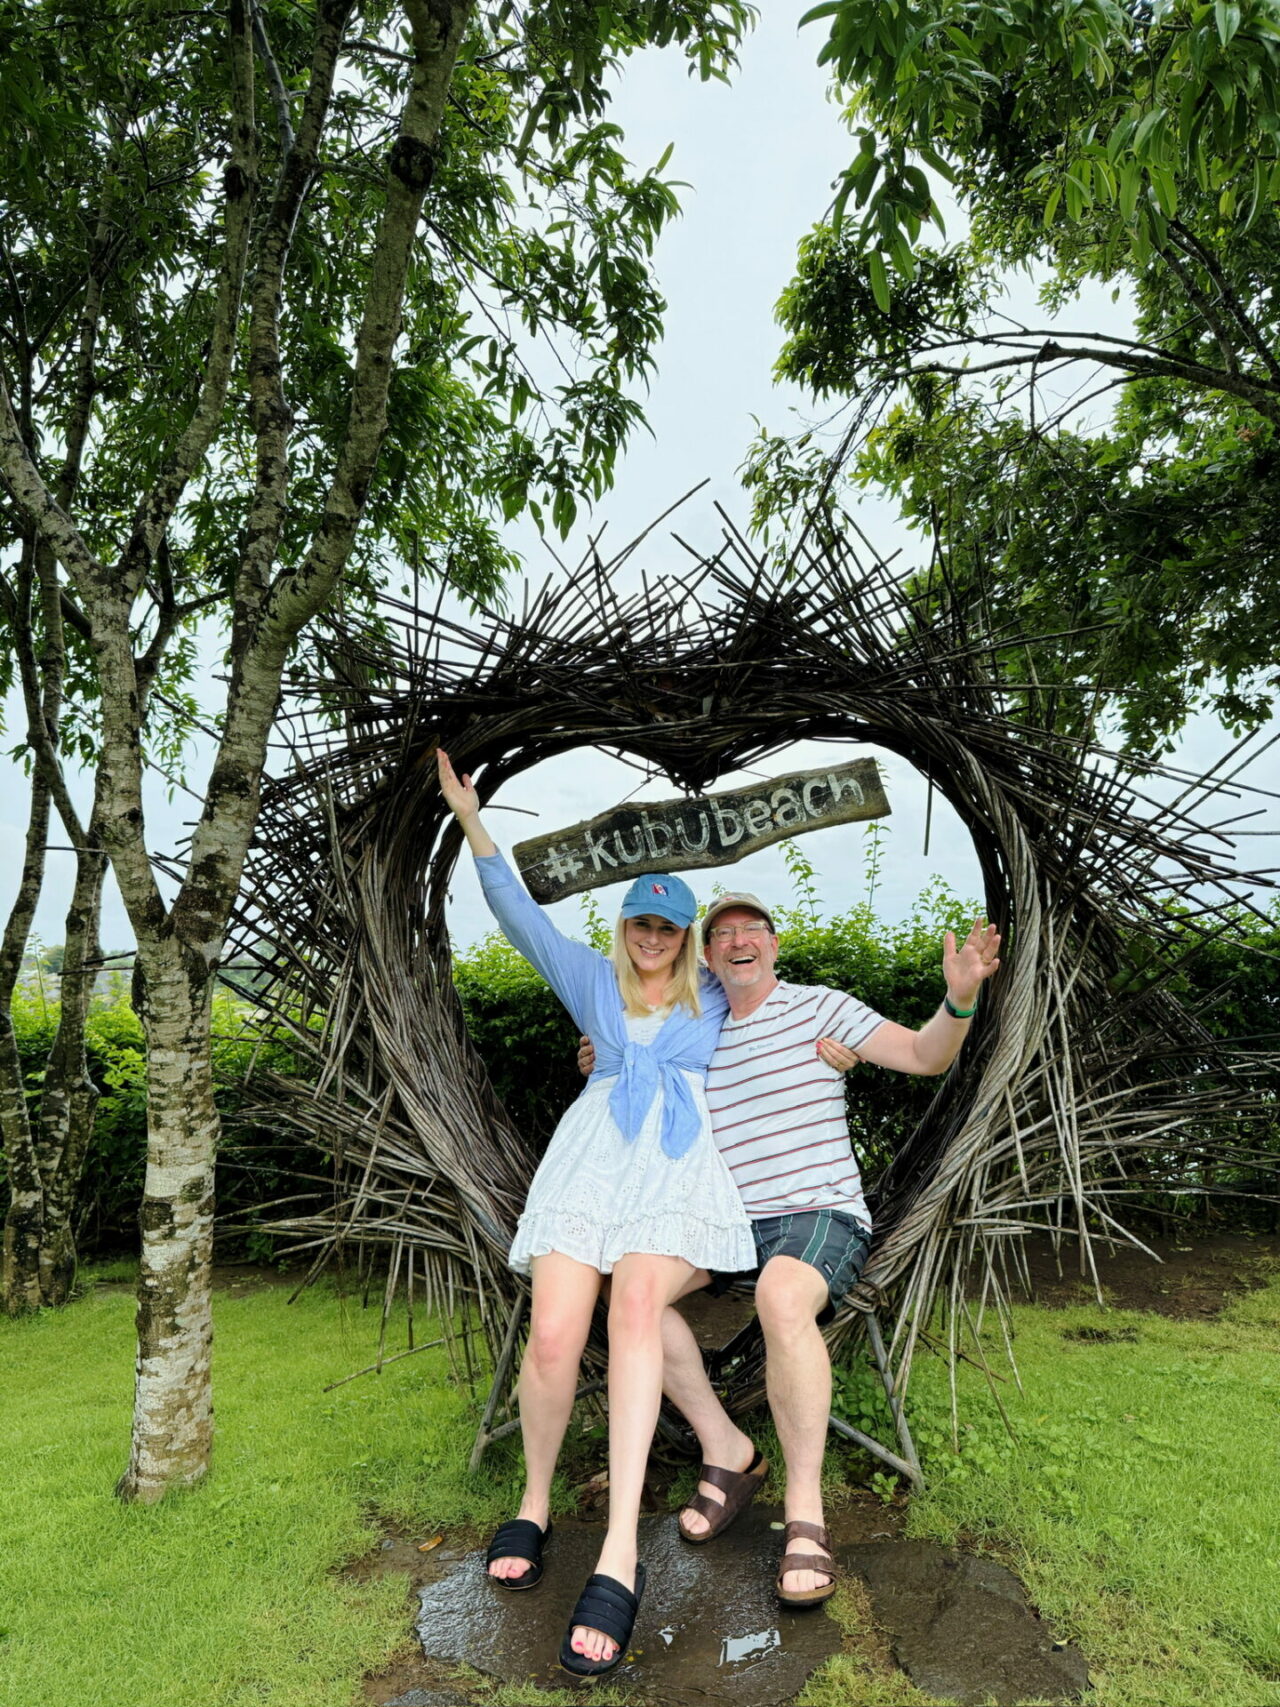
[514, 758, 890, 904]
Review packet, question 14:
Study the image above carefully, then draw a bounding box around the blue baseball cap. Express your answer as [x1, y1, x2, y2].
[619, 871, 697, 929]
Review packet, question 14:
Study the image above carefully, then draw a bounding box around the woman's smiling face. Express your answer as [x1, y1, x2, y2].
[622, 913, 686, 978]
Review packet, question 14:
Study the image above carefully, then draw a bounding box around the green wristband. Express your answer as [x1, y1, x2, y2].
[944, 995, 977, 1019]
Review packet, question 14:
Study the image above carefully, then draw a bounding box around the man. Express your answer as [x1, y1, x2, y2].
[581, 889, 1001, 1603]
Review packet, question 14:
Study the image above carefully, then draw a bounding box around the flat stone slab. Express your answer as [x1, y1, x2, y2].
[845, 1540, 1090, 1705]
[385, 1692, 470, 1706]
[415, 1507, 842, 1705]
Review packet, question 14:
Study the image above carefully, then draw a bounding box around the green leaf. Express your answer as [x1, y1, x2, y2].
[1148, 162, 1178, 216]
[1118, 161, 1141, 220]
[1132, 106, 1167, 156]
[867, 249, 891, 312]
[1242, 153, 1268, 227]
[1215, 1, 1242, 44]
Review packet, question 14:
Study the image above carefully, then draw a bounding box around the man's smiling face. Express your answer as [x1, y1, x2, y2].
[704, 906, 779, 1001]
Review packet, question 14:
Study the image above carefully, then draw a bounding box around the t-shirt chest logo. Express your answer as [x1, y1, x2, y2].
[726, 1025, 780, 1058]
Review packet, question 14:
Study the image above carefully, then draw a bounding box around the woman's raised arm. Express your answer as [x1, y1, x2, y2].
[438, 748, 607, 1025]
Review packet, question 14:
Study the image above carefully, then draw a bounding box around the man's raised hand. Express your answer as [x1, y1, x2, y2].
[942, 918, 1002, 1009]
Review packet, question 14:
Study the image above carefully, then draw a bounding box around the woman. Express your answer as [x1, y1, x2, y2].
[438, 751, 758, 1677]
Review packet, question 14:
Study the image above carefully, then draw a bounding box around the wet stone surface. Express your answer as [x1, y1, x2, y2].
[408, 1506, 1089, 1706]
[415, 1507, 843, 1704]
[846, 1540, 1091, 1705]
[385, 1692, 470, 1706]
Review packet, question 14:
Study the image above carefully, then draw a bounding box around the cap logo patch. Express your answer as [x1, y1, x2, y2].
[650, 882, 668, 896]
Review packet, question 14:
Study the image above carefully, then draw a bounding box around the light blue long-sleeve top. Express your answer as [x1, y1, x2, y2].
[475, 851, 728, 1160]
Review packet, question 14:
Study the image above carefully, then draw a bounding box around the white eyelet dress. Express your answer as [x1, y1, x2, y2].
[474, 851, 755, 1278]
[510, 1009, 755, 1275]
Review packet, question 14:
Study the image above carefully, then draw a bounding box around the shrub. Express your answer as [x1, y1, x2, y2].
[0, 987, 315, 1256]
[5, 869, 1275, 1259]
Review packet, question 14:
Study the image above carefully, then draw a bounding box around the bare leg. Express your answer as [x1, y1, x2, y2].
[569, 1252, 696, 1665]
[659, 1280, 757, 1538]
[755, 1254, 835, 1596]
[490, 1252, 602, 1581]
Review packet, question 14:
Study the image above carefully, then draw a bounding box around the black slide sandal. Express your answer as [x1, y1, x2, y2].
[484, 1518, 552, 1590]
[558, 1563, 647, 1677]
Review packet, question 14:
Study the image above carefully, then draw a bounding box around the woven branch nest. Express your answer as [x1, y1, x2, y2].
[232, 518, 1279, 1430]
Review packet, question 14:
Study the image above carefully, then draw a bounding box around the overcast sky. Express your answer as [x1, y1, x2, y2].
[3, 8, 1276, 957]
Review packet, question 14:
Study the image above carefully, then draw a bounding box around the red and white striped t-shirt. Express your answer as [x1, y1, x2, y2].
[705, 981, 886, 1230]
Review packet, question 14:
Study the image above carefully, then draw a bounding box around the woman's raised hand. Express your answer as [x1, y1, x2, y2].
[437, 748, 480, 820]
[437, 749, 496, 856]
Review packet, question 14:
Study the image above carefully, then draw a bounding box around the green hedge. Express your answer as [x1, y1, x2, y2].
[1, 985, 309, 1255]
[3, 876, 1276, 1259]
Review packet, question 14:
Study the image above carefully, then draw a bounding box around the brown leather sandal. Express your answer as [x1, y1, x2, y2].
[775, 1519, 838, 1606]
[677, 1447, 768, 1544]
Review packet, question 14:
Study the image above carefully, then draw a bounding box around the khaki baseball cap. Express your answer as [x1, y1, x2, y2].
[701, 891, 777, 943]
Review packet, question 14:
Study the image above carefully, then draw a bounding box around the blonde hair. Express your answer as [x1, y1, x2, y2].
[611, 918, 703, 1018]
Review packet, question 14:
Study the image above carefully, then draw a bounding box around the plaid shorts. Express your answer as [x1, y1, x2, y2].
[710, 1209, 872, 1324]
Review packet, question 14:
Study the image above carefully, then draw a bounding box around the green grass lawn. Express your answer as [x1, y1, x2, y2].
[2, 1263, 1279, 1707]
[812, 1266, 1280, 1707]
[0, 1272, 525, 1707]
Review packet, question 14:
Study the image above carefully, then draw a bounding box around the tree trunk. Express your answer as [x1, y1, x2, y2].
[116, 946, 219, 1502]
[35, 820, 107, 1305]
[112, 0, 473, 1500]
[0, 1038, 46, 1313]
[0, 768, 52, 1316]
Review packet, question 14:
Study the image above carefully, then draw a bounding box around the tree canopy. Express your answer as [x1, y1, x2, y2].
[0, 0, 747, 623]
[746, 0, 1280, 750]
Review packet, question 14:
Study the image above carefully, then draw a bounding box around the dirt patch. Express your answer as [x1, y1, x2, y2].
[411, 1508, 846, 1705]
[212, 1261, 305, 1293]
[845, 1540, 1089, 1705]
[350, 1525, 488, 1707]
[1011, 1228, 1280, 1319]
[346, 1523, 476, 1592]
[366, 1655, 474, 1707]
[89, 1261, 311, 1298]
[824, 1489, 909, 1547]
